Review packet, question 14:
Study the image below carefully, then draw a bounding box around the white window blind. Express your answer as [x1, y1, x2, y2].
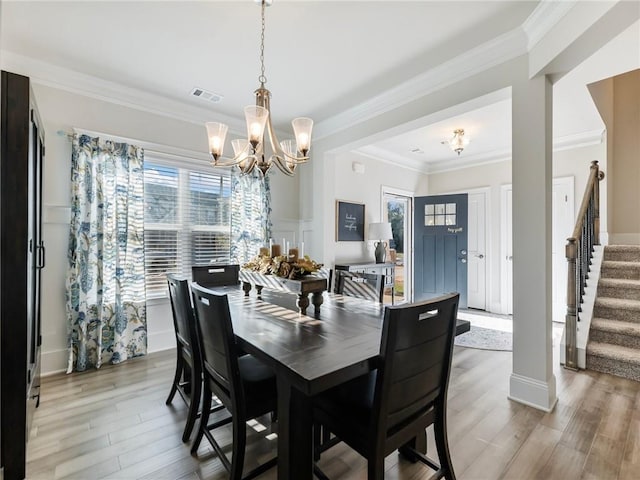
[144, 161, 231, 297]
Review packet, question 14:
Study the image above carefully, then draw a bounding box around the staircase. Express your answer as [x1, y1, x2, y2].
[586, 245, 640, 381]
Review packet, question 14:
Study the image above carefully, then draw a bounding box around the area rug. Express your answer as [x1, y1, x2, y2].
[454, 325, 512, 351]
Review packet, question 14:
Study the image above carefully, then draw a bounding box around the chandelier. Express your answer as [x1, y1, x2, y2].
[444, 128, 469, 155]
[205, 0, 313, 176]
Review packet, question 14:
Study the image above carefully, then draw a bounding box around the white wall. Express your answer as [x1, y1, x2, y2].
[332, 152, 429, 264]
[32, 83, 300, 375]
[427, 141, 605, 314]
[611, 70, 640, 244]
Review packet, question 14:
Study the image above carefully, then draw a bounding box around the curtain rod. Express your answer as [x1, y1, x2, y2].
[55, 129, 211, 164]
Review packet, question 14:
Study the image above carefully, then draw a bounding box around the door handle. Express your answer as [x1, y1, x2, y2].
[506, 255, 513, 261]
[476, 254, 484, 259]
[460, 258, 467, 264]
[37, 242, 46, 269]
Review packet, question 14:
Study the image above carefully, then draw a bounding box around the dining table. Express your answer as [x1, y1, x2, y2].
[210, 286, 470, 480]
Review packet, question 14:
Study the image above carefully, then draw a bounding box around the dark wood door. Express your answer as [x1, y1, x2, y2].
[26, 104, 44, 435]
[1, 70, 44, 480]
[414, 194, 468, 308]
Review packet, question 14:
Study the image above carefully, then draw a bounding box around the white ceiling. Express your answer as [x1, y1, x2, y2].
[1, 1, 638, 172]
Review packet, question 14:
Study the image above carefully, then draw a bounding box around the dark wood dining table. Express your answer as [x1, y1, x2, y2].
[212, 286, 470, 480]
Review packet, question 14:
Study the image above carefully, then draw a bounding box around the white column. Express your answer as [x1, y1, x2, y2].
[509, 74, 557, 412]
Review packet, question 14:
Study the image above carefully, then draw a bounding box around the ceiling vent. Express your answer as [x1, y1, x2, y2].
[190, 87, 223, 104]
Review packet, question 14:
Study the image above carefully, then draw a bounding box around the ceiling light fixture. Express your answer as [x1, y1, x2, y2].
[205, 0, 313, 176]
[443, 128, 469, 155]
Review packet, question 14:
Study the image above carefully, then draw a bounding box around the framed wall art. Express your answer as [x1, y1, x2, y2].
[336, 200, 365, 241]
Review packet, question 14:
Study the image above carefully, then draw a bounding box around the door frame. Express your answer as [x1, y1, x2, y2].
[381, 186, 414, 302]
[439, 186, 491, 311]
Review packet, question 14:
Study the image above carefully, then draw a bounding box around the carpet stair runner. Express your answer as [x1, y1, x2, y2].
[587, 245, 640, 381]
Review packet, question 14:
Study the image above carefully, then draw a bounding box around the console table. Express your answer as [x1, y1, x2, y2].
[334, 262, 395, 304]
[239, 270, 327, 316]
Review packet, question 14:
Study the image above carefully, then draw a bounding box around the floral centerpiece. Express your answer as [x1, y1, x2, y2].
[243, 252, 323, 280]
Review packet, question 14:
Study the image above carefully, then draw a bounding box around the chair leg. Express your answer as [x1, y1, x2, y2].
[230, 415, 247, 480]
[434, 406, 456, 480]
[313, 423, 322, 461]
[368, 454, 385, 480]
[182, 367, 201, 442]
[191, 384, 212, 455]
[166, 353, 183, 404]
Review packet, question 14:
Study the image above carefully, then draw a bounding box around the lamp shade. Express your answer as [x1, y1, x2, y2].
[368, 222, 393, 241]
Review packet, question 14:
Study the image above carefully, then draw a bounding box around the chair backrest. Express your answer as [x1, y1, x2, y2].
[316, 267, 333, 293]
[190, 283, 243, 409]
[192, 264, 240, 288]
[336, 270, 385, 303]
[372, 293, 459, 438]
[167, 274, 200, 360]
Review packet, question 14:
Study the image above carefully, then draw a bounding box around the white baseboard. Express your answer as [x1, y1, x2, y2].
[609, 233, 640, 245]
[508, 373, 558, 412]
[41, 348, 69, 376]
[42, 330, 176, 376]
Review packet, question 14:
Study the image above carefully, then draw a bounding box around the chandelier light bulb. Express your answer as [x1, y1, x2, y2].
[244, 105, 269, 149]
[292, 117, 313, 155]
[205, 122, 229, 160]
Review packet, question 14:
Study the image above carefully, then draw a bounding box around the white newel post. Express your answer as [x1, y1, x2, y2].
[509, 73, 558, 412]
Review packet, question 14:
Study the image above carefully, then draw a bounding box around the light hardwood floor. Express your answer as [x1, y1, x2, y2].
[27, 346, 640, 479]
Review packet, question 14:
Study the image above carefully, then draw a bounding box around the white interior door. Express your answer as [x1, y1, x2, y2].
[501, 180, 574, 318]
[467, 192, 486, 310]
[552, 177, 574, 323]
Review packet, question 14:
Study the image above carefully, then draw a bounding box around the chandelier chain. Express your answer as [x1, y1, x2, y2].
[259, 0, 267, 85]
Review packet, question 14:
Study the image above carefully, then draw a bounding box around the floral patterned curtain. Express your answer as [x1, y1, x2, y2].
[66, 135, 147, 372]
[230, 169, 272, 265]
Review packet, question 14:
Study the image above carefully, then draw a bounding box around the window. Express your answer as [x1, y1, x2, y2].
[144, 161, 231, 297]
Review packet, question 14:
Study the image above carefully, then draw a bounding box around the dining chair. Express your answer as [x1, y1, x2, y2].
[335, 270, 385, 303]
[191, 264, 240, 288]
[166, 274, 220, 442]
[190, 283, 278, 480]
[313, 293, 460, 480]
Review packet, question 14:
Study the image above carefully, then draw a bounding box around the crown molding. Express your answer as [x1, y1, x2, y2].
[522, 0, 579, 50]
[0, 50, 247, 135]
[357, 128, 605, 176]
[354, 146, 431, 175]
[553, 128, 605, 152]
[356, 144, 512, 176]
[314, 26, 528, 140]
[427, 150, 512, 174]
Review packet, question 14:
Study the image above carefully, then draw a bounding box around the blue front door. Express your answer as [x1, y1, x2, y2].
[414, 194, 468, 308]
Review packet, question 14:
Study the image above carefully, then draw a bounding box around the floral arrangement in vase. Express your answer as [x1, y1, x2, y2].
[243, 248, 323, 280]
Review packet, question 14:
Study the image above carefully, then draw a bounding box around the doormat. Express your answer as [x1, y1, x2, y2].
[454, 326, 512, 351]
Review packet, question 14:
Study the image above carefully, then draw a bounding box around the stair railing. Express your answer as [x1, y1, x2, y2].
[565, 160, 605, 370]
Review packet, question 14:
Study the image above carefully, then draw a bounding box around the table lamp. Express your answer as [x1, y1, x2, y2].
[368, 222, 393, 264]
